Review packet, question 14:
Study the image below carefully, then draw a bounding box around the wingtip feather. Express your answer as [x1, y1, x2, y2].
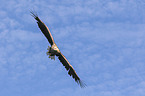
[77, 80, 87, 88]
[30, 10, 41, 22]
[30, 11, 38, 18]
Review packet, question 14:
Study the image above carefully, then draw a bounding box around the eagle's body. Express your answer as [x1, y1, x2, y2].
[47, 44, 60, 60]
[31, 11, 86, 88]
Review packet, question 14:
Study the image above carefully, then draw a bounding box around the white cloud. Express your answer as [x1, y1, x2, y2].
[0, 0, 145, 96]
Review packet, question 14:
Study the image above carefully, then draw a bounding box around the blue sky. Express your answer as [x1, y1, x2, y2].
[0, 0, 145, 96]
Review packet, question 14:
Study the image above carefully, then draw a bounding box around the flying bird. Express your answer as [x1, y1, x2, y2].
[30, 12, 86, 88]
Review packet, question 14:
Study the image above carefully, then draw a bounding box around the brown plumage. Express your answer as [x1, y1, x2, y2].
[31, 11, 86, 88]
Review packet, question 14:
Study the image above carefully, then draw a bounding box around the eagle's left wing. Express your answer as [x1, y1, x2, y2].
[30, 11, 55, 46]
[56, 52, 86, 88]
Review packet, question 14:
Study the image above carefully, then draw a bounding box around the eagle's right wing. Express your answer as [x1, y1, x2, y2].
[56, 52, 86, 88]
[31, 12, 55, 46]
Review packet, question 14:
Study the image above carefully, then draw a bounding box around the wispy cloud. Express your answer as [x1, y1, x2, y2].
[0, 0, 145, 96]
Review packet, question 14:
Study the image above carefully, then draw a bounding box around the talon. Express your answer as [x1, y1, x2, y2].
[46, 46, 55, 60]
[46, 51, 50, 55]
[47, 46, 50, 50]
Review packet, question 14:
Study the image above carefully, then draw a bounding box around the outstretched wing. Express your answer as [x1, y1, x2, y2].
[56, 52, 86, 88]
[31, 11, 55, 45]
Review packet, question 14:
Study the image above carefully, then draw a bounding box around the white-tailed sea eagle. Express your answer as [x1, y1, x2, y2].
[31, 12, 86, 88]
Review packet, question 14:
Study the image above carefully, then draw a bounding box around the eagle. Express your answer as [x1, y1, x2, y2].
[31, 11, 86, 88]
